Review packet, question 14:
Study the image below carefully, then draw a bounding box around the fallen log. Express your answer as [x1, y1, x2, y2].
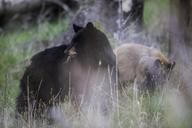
[0, 0, 79, 27]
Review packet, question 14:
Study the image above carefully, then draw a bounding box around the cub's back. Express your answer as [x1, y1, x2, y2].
[114, 43, 168, 82]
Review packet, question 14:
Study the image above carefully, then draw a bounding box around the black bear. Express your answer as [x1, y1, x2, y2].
[16, 22, 116, 119]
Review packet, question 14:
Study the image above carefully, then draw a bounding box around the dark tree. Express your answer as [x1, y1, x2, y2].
[169, 0, 192, 104]
[128, 0, 144, 30]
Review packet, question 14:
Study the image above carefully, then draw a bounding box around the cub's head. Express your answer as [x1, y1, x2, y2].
[138, 55, 175, 91]
[153, 52, 176, 81]
[70, 22, 116, 67]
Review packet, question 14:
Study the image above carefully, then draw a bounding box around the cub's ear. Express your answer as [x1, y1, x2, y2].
[167, 61, 176, 70]
[172, 61, 176, 68]
[154, 59, 161, 68]
[73, 24, 83, 33]
[86, 22, 94, 29]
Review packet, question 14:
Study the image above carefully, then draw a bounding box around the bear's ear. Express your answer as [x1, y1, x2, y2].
[86, 22, 94, 29]
[73, 24, 83, 33]
[154, 59, 161, 68]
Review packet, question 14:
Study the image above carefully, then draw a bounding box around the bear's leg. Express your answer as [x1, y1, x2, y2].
[15, 93, 28, 119]
[15, 92, 39, 120]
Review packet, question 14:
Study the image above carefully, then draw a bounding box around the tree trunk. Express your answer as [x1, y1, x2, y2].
[169, 0, 192, 104]
[129, 0, 144, 30]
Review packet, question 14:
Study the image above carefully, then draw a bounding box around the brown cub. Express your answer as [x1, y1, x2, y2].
[114, 43, 175, 92]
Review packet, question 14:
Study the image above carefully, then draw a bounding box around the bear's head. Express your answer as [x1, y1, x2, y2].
[138, 56, 175, 91]
[70, 22, 116, 68]
[154, 58, 175, 81]
[152, 52, 176, 82]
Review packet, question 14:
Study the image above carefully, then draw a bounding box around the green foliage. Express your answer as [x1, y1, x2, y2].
[144, 0, 169, 27]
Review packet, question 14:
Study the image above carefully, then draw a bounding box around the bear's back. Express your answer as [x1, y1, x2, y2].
[31, 45, 69, 67]
[115, 43, 150, 82]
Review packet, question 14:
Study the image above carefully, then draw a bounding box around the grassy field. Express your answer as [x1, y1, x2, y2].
[0, 1, 192, 127]
[0, 21, 191, 128]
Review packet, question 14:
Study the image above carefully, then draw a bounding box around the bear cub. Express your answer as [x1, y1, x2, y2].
[114, 43, 175, 92]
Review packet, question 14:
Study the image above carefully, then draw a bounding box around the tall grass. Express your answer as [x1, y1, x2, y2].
[2, 81, 191, 128]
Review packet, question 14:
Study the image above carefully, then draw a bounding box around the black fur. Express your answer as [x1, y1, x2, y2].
[16, 22, 116, 119]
